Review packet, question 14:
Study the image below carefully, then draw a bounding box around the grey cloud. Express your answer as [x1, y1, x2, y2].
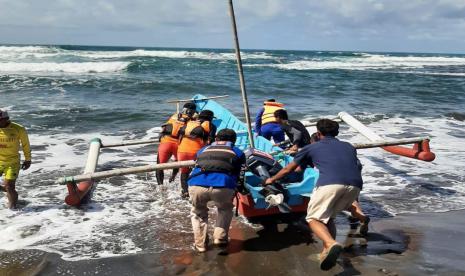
[0, 0, 464, 52]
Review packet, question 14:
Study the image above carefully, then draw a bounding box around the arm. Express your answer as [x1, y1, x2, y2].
[265, 161, 299, 185]
[208, 124, 217, 144]
[237, 153, 247, 186]
[19, 127, 31, 170]
[356, 149, 363, 171]
[254, 108, 264, 134]
[290, 127, 303, 148]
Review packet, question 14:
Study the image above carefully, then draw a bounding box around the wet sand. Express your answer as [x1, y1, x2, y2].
[1, 210, 465, 275]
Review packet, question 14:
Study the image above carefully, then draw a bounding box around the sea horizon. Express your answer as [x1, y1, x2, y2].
[2, 42, 465, 56]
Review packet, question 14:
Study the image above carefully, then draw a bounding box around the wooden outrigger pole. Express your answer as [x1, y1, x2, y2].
[228, 0, 255, 148]
[339, 112, 435, 161]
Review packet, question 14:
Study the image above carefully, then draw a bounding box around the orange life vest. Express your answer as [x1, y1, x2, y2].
[178, 120, 211, 153]
[261, 101, 285, 125]
[160, 113, 189, 144]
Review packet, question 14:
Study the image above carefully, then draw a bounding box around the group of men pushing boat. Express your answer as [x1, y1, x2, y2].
[155, 99, 370, 271]
[156, 103, 216, 199]
[1, 100, 369, 271]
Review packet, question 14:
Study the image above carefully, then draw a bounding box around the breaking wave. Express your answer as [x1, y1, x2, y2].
[0, 45, 275, 61]
[247, 54, 465, 71]
[0, 62, 130, 73]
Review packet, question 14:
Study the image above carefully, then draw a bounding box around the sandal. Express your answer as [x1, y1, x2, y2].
[319, 243, 343, 271]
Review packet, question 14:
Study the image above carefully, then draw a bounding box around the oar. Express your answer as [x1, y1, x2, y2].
[57, 160, 196, 184]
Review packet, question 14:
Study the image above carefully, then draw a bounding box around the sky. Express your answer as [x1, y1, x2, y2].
[0, 0, 465, 53]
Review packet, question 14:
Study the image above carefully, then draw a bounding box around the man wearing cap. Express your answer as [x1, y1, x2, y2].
[156, 102, 197, 185]
[177, 109, 217, 199]
[188, 128, 246, 252]
[0, 110, 31, 209]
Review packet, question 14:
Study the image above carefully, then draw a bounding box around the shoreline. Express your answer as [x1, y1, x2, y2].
[1, 209, 465, 275]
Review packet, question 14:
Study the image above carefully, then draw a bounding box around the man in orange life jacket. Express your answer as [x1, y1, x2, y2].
[188, 128, 246, 252]
[254, 99, 285, 143]
[156, 102, 197, 185]
[177, 109, 216, 199]
[0, 110, 31, 209]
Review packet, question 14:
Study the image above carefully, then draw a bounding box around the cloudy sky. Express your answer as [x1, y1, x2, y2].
[1, 0, 464, 53]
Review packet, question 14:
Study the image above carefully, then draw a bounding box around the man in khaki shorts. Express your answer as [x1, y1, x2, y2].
[266, 119, 363, 271]
[187, 129, 246, 252]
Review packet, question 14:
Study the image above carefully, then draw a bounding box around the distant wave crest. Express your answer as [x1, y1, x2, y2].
[0, 45, 275, 61]
[246, 54, 465, 71]
[0, 61, 130, 73]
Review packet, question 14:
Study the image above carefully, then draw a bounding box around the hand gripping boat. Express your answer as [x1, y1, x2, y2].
[192, 94, 317, 223]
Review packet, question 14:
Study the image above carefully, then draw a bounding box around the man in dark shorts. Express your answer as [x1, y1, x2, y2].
[265, 119, 363, 271]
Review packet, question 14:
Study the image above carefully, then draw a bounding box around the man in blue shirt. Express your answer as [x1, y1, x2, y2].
[265, 119, 363, 271]
[188, 128, 246, 253]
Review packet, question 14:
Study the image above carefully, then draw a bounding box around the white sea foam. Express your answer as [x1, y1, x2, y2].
[0, 62, 130, 73]
[0, 46, 274, 61]
[1, 112, 464, 260]
[247, 54, 465, 71]
[0, 130, 187, 260]
[342, 115, 465, 215]
[70, 50, 274, 60]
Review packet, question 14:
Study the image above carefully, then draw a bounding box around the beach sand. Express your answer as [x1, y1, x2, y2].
[1, 210, 465, 275]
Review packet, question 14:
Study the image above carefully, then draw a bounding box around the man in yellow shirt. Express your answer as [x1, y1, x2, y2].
[0, 110, 31, 209]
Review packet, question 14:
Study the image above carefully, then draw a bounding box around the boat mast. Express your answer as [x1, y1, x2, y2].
[227, 0, 255, 148]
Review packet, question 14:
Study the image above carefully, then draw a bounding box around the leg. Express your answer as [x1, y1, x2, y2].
[348, 200, 370, 236]
[348, 200, 368, 223]
[327, 218, 337, 240]
[180, 172, 190, 199]
[156, 142, 173, 185]
[309, 219, 337, 249]
[168, 143, 179, 183]
[211, 188, 235, 245]
[155, 155, 164, 185]
[271, 125, 285, 144]
[169, 168, 179, 183]
[260, 124, 273, 140]
[177, 152, 195, 199]
[306, 185, 350, 271]
[189, 186, 210, 252]
[4, 180, 18, 209]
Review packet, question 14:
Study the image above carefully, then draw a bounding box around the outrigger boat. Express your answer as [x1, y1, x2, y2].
[58, 94, 435, 225]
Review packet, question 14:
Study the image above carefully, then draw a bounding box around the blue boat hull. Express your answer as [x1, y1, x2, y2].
[193, 94, 317, 219]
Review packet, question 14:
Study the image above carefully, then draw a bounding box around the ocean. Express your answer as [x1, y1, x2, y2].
[1, 45, 464, 261]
